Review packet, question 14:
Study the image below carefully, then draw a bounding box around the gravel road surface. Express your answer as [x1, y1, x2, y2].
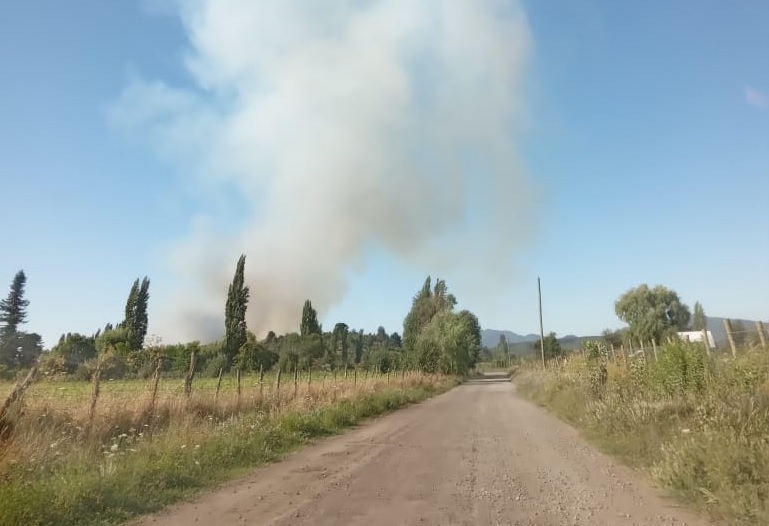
[131, 373, 717, 525]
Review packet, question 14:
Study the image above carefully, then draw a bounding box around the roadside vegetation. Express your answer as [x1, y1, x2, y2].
[516, 283, 769, 526]
[0, 259, 478, 526]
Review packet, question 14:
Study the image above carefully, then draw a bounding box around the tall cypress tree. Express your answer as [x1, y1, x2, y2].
[133, 277, 150, 350]
[300, 300, 321, 337]
[123, 279, 139, 333]
[225, 255, 250, 368]
[122, 276, 150, 351]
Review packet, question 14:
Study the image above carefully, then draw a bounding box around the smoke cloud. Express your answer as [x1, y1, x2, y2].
[110, 0, 538, 342]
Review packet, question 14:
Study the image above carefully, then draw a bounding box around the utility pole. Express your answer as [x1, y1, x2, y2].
[538, 276, 545, 367]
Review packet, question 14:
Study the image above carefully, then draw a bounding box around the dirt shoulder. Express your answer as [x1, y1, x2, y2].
[130, 374, 719, 525]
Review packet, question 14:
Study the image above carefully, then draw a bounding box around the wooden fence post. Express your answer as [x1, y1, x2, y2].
[0, 359, 42, 443]
[214, 368, 224, 403]
[701, 329, 712, 356]
[236, 369, 242, 410]
[147, 358, 162, 436]
[652, 340, 659, 362]
[184, 351, 197, 398]
[85, 359, 102, 439]
[275, 369, 282, 397]
[756, 321, 767, 350]
[724, 319, 737, 358]
[293, 367, 299, 398]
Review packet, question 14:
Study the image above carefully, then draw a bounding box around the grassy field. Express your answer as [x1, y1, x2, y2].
[0, 369, 456, 526]
[515, 342, 769, 526]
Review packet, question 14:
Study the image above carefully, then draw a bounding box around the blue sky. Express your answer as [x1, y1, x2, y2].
[1, 1, 767, 348]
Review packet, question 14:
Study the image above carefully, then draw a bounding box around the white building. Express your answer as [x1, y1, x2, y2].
[677, 330, 716, 349]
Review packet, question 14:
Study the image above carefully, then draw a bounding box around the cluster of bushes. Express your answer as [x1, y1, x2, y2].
[517, 339, 769, 524]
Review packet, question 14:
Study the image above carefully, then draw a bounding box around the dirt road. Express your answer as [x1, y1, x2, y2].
[132, 374, 717, 526]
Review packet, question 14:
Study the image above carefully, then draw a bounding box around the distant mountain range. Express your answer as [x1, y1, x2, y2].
[481, 316, 767, 355]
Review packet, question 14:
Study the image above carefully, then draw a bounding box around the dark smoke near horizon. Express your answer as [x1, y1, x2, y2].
[109, 0, 539, 343]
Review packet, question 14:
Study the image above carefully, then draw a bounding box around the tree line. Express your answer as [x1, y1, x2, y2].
[486, 283, 723, 366]
[0, 258, 482, 380]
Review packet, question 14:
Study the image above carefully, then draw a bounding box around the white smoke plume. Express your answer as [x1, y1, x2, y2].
[110, 0, 538, 342]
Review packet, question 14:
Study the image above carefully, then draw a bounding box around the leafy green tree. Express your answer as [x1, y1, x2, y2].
[534, 332, 563, 360]
[354, 329, 364, 364]
[236, 332, 279, 372]
[50, 333, 97, 373]
[692, 301, 707, 331]
[614, 284, 691, 344]
[457, 310, 482, 369]
[600, 328, 625, 349]
[300, 300, 321, 337]
[225, 255, 250, 369]
[495, 334, 509, 359]
[403, 276, 433, 354]
[376, 326, 388, 344]
[415, 311, 478, 375]
[96, 327, 132, 355]
[332, 322, 350, 364]
[388, 331, 402, 349]
[402, 276, 457, 358]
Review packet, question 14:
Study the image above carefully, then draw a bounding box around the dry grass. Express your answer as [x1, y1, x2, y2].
[0, 369, 455, 526]
[515, 344, 769, 526]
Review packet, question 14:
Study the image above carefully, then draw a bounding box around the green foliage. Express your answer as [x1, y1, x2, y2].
[364, 348, 399, 373]
[517, 343, 769, 525]
[96, 327, 132, 356]
[0, 270, 29, 337]
[49, 333, 97, 374]
[534, 332, 564, 360]
[331, 322, 350, 364]
[225, 255, 250, 369]
[120, 277, 150, 351]
[495, 334, 509, 357]
[300, 299, 321, 337]
[401, 276, 480, 375]
[692, 301, 707, 331]
[583, 340, 608, 397]
[354, 329, 364, 364]
[0, 380, 451, 526]
[0, 270, 43, 369]
[614, 284, 691, 344]
[415, 310, 479, 375]
[600, 328, 625, 349]
[236, 332, 279, 372]
[644, 340, 707, 396]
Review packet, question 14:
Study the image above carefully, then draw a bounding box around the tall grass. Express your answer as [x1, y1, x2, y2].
[0, 370, 455, 526]
[515, 342, 769, 525]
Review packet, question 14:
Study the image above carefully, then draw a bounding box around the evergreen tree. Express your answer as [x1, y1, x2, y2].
[0, 270, 29, 339]
[0, 270, 42, 368]
[225, 255, 250, 368]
